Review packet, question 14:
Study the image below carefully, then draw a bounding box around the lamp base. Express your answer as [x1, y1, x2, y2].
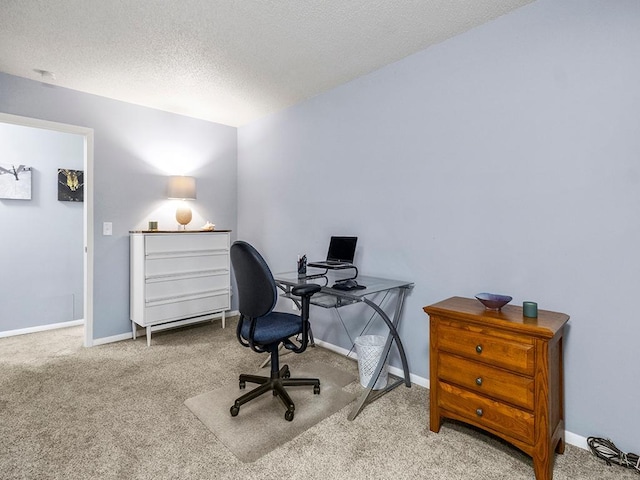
[176, 205, 192, 229]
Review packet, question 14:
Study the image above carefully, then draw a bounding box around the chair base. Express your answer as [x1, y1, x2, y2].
[230, 364, 320, 421]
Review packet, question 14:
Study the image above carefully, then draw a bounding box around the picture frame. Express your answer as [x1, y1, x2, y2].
[0, 164, 32, 200]
[58, 168, 84, 202]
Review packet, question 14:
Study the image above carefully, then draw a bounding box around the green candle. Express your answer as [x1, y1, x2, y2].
[523, 301, 538, 318]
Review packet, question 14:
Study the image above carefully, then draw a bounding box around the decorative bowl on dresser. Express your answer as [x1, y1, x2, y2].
[474, 292, 512, 310]
[423, 296, 569, 480]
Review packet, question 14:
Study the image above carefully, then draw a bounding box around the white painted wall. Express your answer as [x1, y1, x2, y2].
[0, 123, 84, 331]
[238, 0, 640, 452]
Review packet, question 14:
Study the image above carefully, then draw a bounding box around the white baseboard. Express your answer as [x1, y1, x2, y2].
[313, 337, 589, 452]
[91, 332, 133, 346]
[0, 319, 84, 339]
[565, 431, 589, 451]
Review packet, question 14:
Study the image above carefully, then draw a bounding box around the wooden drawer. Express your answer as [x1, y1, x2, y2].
[144, 292, 229, 325]
[438, 381, 535, 445]
[438, 322, 534, 375]
[438, 352, 534, 410]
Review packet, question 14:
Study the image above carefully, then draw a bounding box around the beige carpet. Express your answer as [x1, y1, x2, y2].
[2, 319, 638, 480]
[185, 362, 356, 462]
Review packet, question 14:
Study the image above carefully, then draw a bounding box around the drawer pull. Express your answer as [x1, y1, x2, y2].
[475, 377, 483, 386]
[475, 344, 483, 354]
[476, 408, 484, 417]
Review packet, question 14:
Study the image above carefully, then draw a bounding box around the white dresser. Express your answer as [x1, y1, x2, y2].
[130, 230, 231, 346]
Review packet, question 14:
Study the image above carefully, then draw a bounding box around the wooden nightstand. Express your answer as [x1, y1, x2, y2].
[423, 297, 569, 480]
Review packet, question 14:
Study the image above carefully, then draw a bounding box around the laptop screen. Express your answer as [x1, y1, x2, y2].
[326, 236, 357, 263]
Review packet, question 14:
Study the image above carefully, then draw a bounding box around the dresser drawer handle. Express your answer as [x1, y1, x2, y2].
[475, 344, 483, 354]
[475, 377, 483, 386]
[476, 408, 484, 417]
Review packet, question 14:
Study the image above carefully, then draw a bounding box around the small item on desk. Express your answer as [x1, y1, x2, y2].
[148, 221, 158, 231]
[297, 254, 307, 278]
[332, 279, 366, 291]
[201, 221, 215, 231]
[523, 301, 538, 318]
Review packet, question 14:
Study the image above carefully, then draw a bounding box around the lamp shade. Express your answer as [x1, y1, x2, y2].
[167, 175, 196, 200]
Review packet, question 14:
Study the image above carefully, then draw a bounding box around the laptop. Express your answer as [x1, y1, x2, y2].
[308, 236, 357, 268]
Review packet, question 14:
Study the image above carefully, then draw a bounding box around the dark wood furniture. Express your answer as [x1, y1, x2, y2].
[423, 297, 569, 480]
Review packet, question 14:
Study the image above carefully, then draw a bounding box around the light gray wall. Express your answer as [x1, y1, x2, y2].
[238, 0, 640, 451]
[0, 72, 238, 340]
[0, 123, 84, 331]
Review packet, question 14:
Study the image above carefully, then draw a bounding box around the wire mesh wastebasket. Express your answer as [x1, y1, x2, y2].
[354, 335, 388, 390]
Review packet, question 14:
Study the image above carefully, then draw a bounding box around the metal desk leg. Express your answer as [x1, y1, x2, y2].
[348, 287, 411, 421]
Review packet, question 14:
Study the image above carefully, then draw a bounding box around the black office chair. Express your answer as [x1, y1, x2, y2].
[230, 241, 321, 421]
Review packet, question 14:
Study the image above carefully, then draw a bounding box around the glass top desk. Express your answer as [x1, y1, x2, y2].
[273, 270, 413, 420]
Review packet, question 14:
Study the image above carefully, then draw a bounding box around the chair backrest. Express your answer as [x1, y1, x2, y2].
[230, 241, 278, 319]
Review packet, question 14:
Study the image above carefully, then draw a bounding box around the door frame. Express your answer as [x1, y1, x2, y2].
[0, 112, 94, 347]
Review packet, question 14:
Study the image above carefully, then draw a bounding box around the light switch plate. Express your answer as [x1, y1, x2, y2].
[103, 222, 113, 236]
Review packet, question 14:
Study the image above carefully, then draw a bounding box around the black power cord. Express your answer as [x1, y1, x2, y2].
[587, 437, 640, 474]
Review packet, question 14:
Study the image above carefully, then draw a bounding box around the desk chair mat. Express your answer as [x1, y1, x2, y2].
[184, 362, 356, 463]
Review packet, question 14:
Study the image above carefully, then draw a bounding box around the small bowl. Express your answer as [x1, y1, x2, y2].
[475, 293, 512, 310]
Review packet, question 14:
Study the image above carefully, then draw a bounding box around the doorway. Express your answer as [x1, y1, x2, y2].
[0, 112, 94, 347]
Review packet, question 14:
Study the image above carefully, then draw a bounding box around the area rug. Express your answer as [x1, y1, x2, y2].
[184, 362, 356, 462]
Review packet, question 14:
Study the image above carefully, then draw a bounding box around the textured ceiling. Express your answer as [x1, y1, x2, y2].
[0, 0, 534, 127]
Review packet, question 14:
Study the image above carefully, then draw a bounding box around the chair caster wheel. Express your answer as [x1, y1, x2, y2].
[230, 405, 240, 417]
[239, 381, 246, 389]
[285, 410, 294, 421]
[314, 385, 320, 395]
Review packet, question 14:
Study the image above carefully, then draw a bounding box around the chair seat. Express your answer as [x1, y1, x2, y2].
[240, 311, 303, 345]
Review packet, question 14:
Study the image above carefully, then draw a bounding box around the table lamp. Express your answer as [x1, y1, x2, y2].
[167, 175, 196, 229]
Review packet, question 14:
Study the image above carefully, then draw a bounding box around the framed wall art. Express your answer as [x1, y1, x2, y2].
[0, 164, 32, 200]
[58, 168, 84, 202]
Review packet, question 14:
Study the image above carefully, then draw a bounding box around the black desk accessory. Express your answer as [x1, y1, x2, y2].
[332, 279, 366, 291]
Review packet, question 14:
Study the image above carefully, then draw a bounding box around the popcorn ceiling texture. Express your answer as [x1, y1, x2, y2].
[0, 0, 533, 126]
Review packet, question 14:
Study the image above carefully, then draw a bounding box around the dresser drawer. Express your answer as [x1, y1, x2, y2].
[438, 381, 535, 445]
[438, 352, 534, 410]
[146, 273, 229, 300]
[145, 233, 228, 255]
[144, 292, 229, 325]
[145, 253, 228, 277]
[438, 322, 534, 375]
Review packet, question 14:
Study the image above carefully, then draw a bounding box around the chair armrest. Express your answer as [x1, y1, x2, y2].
[287, 283, 321, 354]
[291, 283, 321, 298]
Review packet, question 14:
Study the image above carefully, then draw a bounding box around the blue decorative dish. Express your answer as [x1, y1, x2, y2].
[475, 293, 512, 310]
